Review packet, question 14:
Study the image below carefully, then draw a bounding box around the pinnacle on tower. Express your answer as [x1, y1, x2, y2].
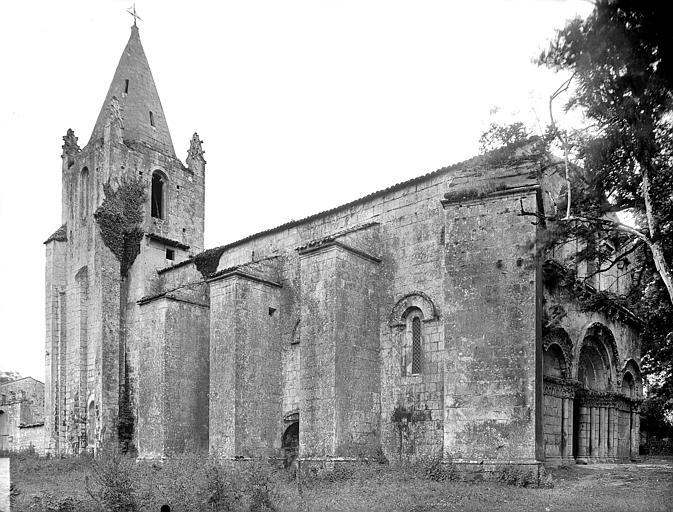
[88, 25, 176, 157]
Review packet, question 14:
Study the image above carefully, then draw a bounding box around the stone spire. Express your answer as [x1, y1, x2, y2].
[88, 25, 176, 157]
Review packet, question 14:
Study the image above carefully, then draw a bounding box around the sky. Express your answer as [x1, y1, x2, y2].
[0, 0, 593, 381]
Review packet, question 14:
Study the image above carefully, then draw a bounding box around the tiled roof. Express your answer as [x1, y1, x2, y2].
[44, 224, 67, 244]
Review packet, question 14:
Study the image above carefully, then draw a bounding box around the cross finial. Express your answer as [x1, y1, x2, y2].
[127, 3, 143, 27]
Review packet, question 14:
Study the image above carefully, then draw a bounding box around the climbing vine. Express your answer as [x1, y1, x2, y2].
[194, 246, 226, 277]
[94, 177, 146, 276]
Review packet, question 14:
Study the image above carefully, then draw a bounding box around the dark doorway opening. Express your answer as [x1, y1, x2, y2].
[282, 421, 299, 468]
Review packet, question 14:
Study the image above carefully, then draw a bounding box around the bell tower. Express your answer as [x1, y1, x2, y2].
[45, 22, 205, 455]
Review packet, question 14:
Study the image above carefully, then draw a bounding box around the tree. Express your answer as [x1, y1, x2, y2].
[534, 0, 673, 422]
[539, 0, 673, 305]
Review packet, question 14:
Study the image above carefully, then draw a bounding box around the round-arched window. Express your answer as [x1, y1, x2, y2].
[151, 171, 167, 219]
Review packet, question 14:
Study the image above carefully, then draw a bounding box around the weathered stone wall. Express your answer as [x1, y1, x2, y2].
[209, 272, 283, 457]
[137, 280, 209, 458]
[46, 98, 205, 456]
[137, 298, 167, 457]
[44, 238, 65, 454]
[16, 425, 45, 453]
[441, 190, 540, 462]
[164, 299, 210, 453]
[543, 394, 563, 459]
[0, 403, 20, 452]
[298, 239, 382, 458]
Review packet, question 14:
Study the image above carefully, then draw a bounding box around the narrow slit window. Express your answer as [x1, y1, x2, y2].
[124, 79, 129, 94]
[79, 167, 90, 219]
[149, 111, 155, 127]
[412, 317, 422, 374]
[151, 171, 165, 219]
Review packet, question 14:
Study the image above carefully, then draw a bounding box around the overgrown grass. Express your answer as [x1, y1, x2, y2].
[8, 450, 672, 511]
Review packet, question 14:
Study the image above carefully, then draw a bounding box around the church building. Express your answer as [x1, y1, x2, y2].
[44, 24, 643, 467]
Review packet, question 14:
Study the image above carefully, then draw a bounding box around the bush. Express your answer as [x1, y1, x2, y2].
[27, 493, 82, 512]
[492, 464, 545, 488]
[86, 449, 146, 512]
[84, 452, 289, 512]
[420, 454, 456, 482]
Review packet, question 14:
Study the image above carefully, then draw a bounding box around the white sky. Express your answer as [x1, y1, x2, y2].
[0, 0, 592, 381]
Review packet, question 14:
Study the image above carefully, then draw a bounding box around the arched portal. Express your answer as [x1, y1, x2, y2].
[282, 421, 299, 467]
[573, 324, 638, 463]
[617, 361, 642, 461]
[0, 410, 8, 451]
[542, 334, 574, 464]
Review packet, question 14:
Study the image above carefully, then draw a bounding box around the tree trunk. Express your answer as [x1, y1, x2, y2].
[642, 166, 673, 306]
[649, 240, 673, 306]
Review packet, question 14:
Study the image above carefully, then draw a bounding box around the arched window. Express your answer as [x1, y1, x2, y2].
[80, 167, 90, 219]
[151, 171, 166, 219]
[412, 316, 422, 374]
[401, 307, 423, 376]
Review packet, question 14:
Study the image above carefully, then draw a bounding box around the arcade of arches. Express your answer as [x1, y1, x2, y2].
[543, 323, 641, 464]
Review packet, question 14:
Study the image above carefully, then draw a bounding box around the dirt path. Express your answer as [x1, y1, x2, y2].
[540, 458, 673, 512]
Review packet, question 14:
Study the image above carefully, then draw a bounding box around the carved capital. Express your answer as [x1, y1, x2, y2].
[543, 376, 580, 398]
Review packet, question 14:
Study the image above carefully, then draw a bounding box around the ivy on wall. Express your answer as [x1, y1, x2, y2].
[94, 178, 146, 276]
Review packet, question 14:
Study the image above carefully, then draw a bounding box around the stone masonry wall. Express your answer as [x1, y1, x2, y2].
[164, 299, 210, 453]
[155, 157, 548, 462]
[441, 190, 540, 462]
[16, 425, 45, 453]
[298, 241, 382, 458]
[137, 298, 167, 457]
[209, 274, 283, 457]
[332, 246, 382, 457]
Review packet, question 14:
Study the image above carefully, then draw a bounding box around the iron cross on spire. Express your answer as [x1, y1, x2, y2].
[127, 3, 143, 26]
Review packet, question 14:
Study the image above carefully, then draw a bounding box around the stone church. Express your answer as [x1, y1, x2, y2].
[45, 25, 643, 466]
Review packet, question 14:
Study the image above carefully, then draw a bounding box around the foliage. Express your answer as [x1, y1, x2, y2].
[479, 122, 531, 154]
[194, 246, 226, 277]
[27, 493, 81, 512]
[491, 465, 546, 488]
[419, 453, 456, 483]
[87, 449, 145, 512]
[14, 453, 673, 512]
[535, 0, 673, 421]
[94, 177, 146, 276]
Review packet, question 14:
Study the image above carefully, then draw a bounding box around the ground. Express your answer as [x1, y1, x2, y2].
[8, 454, 673, 511]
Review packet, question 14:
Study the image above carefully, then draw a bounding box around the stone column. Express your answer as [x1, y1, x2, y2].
[561, 398, 569, 460]
[630, 407, 640, 461]
[608, 407, 617, 460]
[599, 407, 608, 459]
[566, 398, 574, 460]
[576, 405, 589, 463]
[590, 407, 600, 459]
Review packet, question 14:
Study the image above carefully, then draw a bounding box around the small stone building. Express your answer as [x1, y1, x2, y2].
[0, 377, 45, 453]
[44, 25, 642, 466]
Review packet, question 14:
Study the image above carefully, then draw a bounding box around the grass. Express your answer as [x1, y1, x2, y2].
[8, 451, 673, 512]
